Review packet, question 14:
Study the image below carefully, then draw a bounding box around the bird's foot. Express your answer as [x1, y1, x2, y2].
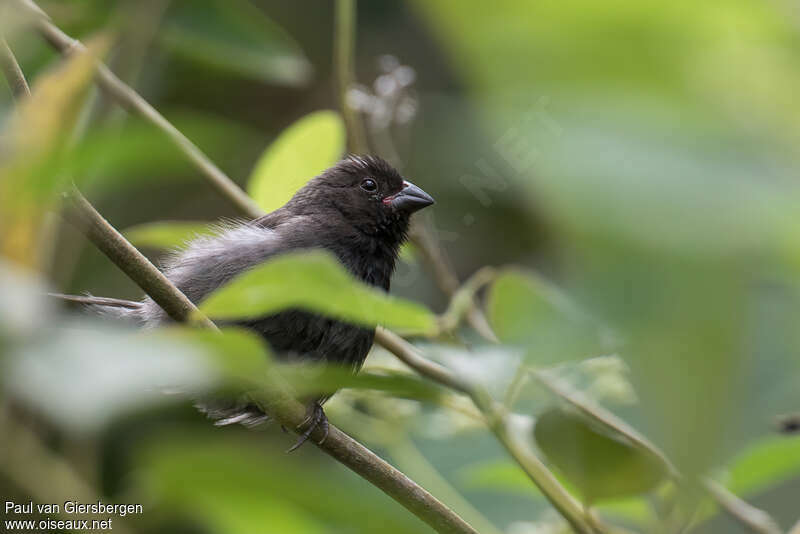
[286, 401, 329, 452]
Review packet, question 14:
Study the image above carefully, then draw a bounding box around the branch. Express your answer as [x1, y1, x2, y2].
[16, 0, 263, 219]
[334, 0, 369, 154]
[0, 38, 30, 99]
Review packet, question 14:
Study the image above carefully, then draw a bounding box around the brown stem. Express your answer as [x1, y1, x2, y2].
[0, 38, 30, 99]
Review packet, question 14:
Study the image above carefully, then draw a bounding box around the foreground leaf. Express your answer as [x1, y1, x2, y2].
[4, 322, 215, 432]
[196, 250, 436, 334]
[533, 407, 668, 503]
[247, 110, 345, 213]
[136, 433, 424, 533]
[0, 37, 107, 268]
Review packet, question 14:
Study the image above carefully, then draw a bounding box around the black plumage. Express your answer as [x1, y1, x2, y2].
[105, 155, 434, 445]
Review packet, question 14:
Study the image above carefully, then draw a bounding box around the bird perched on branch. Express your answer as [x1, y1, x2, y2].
[74, 155, 434, 450]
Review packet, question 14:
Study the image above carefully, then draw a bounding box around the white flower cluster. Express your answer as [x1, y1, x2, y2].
[347, 55, 418, 130]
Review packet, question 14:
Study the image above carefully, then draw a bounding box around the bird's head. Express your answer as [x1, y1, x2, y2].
[288, 155, 434, 244]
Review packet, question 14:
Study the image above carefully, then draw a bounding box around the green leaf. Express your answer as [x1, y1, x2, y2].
[726, 436, 800, 497]
[196, 250, 436, 334]
[487, 269, 606, 363]
[136, 433, 423, 533]
[247, 111, 345, 213]
[533, 407, 668, 503]
[161, 0, 311, 86]
[125, 221, 214, 250]
[4, 321, 216, 432]
[1, 37, 107, 267]
[157, 327, 271, 388]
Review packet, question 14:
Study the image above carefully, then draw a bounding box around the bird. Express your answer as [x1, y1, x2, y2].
[77, 155, 434, 450]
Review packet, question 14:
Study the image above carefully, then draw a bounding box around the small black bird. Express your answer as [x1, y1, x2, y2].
[96, 155, 433, 448]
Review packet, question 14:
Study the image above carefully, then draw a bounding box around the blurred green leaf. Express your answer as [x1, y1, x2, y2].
[158, 326, 271, 388]
[726, 436, 800, 497]
[125, 221, 213, 250]
[247, 110, 345, 213]
[487, 269, 606, 363]
[4, 321, 216, 432]
[197, 250, 437, 334]
[136, 433, 428, 533]
[67, 113, 257, 193]
[534, 407, 668, 503]
[0, 37, 107, 268]
[161, 0, 311, 85]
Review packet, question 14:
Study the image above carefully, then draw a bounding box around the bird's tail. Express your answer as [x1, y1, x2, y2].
[47, 292, 143, 321]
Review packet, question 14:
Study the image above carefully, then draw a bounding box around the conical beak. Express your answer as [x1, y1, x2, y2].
[388, 181, 435, 213]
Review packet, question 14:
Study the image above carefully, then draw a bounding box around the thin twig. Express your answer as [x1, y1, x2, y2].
[438, 266, 497, 333]
[409, 224, 498, 342]
[16, 0, 263, 219]
[62, 187, 217, 329]
[702, 480, 783, 534]
[334, 0, 368, 153]
[0, 38, 30, 99]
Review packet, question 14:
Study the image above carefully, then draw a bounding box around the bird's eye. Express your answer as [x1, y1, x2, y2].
[360, 178, 377, 192]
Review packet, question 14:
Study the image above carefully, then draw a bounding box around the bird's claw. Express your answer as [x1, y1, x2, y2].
[286, 402, 329, 452]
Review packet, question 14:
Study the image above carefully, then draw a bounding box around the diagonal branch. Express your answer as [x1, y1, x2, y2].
[1, 38, 30, 99]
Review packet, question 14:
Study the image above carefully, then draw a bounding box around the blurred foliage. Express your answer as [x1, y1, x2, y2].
[2, 1, 800, 534]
